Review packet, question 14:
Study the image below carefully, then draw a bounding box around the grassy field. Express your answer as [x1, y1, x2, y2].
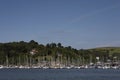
[90, 47, 120, 56]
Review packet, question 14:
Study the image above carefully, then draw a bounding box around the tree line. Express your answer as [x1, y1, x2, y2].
[0, 40, 120, 66]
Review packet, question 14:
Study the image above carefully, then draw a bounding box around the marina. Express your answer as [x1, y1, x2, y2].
[0, 0, 120, 80]
[0, 59, 120, 69]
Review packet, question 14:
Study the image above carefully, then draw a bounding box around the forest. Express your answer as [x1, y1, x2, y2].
[0, 40, 120, 68]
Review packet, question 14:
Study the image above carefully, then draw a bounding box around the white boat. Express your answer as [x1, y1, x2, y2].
[0, 65, 4, 69]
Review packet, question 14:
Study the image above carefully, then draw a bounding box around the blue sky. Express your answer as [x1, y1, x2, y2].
[0, 0, 120, 49]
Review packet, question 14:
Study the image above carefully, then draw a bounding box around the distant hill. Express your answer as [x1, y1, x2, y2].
[89, 47, 120, 55]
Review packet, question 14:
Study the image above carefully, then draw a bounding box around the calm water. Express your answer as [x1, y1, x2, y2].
[0, 68, 120, 80]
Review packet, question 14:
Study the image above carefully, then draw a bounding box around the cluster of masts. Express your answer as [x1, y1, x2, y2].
[0, 56, 120, 69]
[0, 65, 120, 69]
[0, 61, 120, 69]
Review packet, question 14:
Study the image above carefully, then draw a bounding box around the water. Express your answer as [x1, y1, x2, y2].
[0, 68, 120, 80]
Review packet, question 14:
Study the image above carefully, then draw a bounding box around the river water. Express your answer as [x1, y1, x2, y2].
[0, 68, 120, 80]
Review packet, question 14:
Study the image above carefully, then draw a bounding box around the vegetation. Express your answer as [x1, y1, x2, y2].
[0, 40, 120, 66]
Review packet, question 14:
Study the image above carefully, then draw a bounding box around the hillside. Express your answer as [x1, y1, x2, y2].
[89, 47, 120, 57]
[0, 41, 120, 67]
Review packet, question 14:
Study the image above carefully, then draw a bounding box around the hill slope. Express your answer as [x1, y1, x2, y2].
[89, 47, 120, 55]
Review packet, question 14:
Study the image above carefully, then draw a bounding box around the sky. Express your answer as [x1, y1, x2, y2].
[0, 0, 120, 49]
